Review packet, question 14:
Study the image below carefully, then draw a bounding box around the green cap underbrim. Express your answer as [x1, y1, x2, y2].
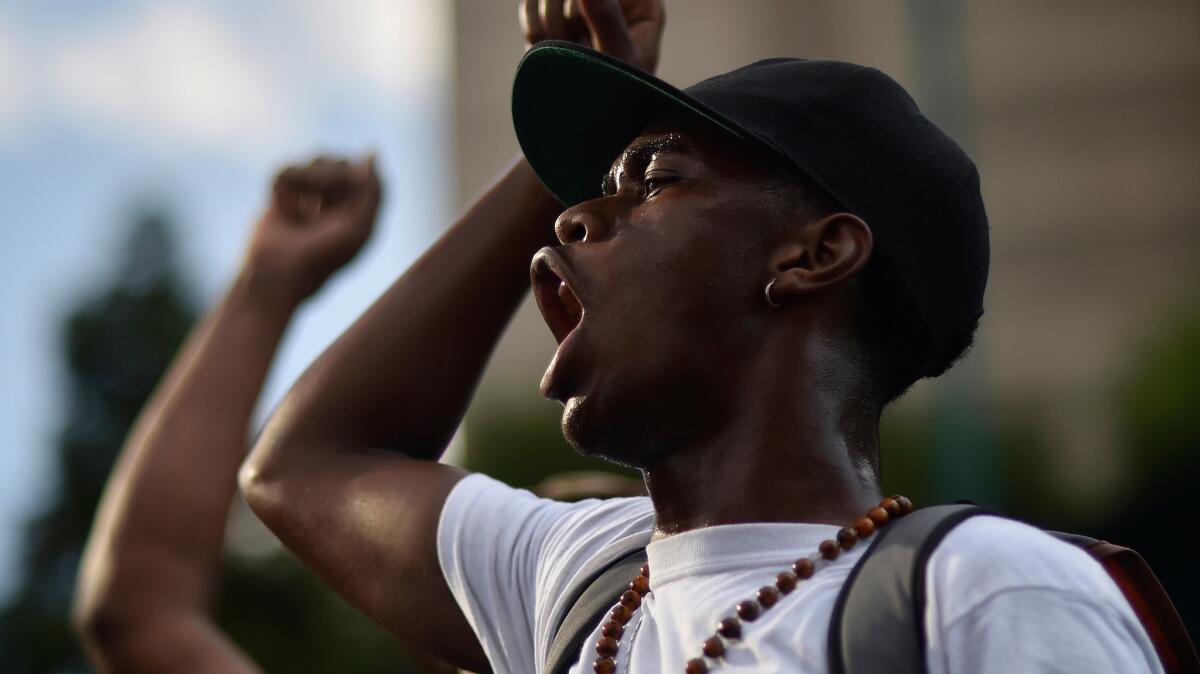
[512, 41, 749, 207]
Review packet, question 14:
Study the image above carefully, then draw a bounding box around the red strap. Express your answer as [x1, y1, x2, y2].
[1087, 541, 1199, 674]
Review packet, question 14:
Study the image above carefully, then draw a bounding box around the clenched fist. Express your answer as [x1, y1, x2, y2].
[244, 155, 383, 303]
[520, 0, 665, 74]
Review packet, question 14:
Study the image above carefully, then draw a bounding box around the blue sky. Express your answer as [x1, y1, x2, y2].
[0, 0, 453, 599]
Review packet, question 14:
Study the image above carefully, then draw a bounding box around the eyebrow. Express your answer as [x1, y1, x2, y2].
[602, 133, 692, 197]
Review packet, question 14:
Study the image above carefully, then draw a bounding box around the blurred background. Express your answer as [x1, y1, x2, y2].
[0, 0, 1197, 671]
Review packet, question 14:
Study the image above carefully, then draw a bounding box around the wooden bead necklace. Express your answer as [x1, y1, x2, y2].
[591, 495, 914, 674]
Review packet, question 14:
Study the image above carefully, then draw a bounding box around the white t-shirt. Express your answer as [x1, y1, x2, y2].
[437, 473, 1162, 673]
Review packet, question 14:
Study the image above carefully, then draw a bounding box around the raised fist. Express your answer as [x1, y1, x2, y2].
[520, 0, 665, 74]
[245, 155, 382, 303]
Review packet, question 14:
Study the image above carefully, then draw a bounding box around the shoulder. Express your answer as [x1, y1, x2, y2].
[535, 490, 655, 623]
[922, 515, 1163, 673]
[437, 471, 654, 612]
[436, 473, 654, 671]
[540, 490, 656, 560]
[926, 514, 1126, 624]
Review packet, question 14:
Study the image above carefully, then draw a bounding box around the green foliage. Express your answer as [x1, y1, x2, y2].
[1120, 303, 1200, 479]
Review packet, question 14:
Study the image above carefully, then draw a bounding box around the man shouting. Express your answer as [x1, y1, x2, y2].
[241, 1, 1161, 672]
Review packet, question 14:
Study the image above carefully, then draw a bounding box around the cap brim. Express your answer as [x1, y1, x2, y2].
[513, 41, 749, 207]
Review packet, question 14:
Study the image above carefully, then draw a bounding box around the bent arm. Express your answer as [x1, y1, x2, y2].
[241, 2, 666, 668]
[73, 270, 301, 674]
[240, 158, 560, 671]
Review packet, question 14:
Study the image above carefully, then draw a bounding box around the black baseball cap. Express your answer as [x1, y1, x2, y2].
[512, 41, 989, 371]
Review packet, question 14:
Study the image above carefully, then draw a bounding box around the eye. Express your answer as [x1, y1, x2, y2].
[643, 173, 679, 199]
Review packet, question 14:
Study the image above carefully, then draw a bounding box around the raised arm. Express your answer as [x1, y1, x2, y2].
[238, 2, 663, 670]
[73, 157, 379, 674]
[239, 157, 557, 672]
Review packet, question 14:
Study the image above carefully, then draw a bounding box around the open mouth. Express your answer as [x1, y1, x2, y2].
[531, 249, 584, 344]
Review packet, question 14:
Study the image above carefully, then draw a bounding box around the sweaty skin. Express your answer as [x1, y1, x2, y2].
[530, 112, 883, 539]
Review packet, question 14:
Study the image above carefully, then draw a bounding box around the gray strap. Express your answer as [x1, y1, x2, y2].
[828, 504, 988, 674]
[545, 548, 648, 674]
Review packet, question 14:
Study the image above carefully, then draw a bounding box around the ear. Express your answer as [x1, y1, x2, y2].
[767, 212, 873, 303]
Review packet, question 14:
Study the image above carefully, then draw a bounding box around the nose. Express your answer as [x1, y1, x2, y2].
[554, 198, 614, 245]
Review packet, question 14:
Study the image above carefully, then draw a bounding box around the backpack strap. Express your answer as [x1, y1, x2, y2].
[545, 547, 648, 674]
[827, 503, 989, 674]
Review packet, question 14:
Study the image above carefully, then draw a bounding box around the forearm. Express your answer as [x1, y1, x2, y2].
[75, 268, 297, 660]
[250, 158, 559, 468]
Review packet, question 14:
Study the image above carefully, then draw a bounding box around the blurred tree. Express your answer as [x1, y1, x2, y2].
[0, 211, 197, 673]
[0, 211, 425, 673]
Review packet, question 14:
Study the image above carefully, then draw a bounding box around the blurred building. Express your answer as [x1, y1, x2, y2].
[450, 0, 1200, 515]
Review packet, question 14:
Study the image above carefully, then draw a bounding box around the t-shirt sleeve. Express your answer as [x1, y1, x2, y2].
[925, 516, 1164, 674]
[436, 472, 654, 674]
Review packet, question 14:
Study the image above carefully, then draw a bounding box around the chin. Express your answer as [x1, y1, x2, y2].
[560, 393, 672, 470]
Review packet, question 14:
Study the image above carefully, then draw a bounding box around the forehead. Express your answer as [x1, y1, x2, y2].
[607, 109, 766, 179]
[608, 132, 690, 177]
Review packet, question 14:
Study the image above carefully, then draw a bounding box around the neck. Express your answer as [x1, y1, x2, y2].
[643, 335, 882, 540]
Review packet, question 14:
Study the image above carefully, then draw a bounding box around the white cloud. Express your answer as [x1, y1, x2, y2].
[0, 1, 452, 161]
[295, 0, 450, 102]
[47, 3, 300, 160]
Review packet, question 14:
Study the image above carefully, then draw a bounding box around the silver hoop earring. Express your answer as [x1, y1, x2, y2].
[764, 278, 783, 308]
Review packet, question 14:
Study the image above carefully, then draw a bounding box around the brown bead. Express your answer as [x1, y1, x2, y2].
[620, 589, 642, 610]
[776, 571, 798, 594]
[837, 527, 859, 550]
[854, 516, 876, 537]
[716, 617, 742, 639]
[868, 506, 890, 526]
[880, 497, 900, 517]
[894, 495, 914, 515]
[596, 636, 619, 658]
[757, 585, 780, 608]
[736, 600, 762, 621]
[630, 574, 650, 595]
[594, 657, 616, 674]
[640, 563, 650, 579]
[685, 657, 709, 674]
[601, 620, 625, 639]
[702, 636, 726, 658]
[820, 539, 840, 560]
[793, 557, 815, 579]
[610, 604, 632, 624]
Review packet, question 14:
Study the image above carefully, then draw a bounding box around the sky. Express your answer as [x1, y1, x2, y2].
[0, 0, 453, 600]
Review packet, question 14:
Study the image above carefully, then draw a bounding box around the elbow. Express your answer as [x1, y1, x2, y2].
[238, 422, 303, 527]
[71, 595, 99, 648]
[72, 554, 114, 657]
[238, 444, 283, 523]
[237, 459, 266, 514]
[73, 603, 114, 653]
[72, 591, 136, 670]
